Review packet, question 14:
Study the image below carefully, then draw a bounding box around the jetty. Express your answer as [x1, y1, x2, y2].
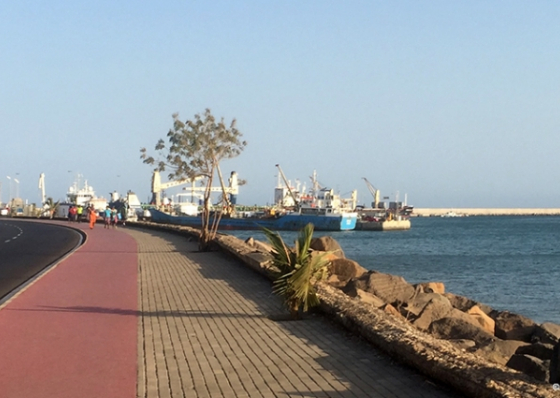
[413, 208, 560, 217]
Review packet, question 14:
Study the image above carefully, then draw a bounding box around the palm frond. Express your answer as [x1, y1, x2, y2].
[263, 224, 331, 317]
[262, 227, 293, 273]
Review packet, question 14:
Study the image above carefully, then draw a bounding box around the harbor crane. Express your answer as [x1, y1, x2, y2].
[362, 177, 380, 208]
[275, 164, 299, 207]
[151, 170, 239, 208]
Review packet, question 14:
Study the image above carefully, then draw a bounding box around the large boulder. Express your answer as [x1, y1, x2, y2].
[443, 292, 477, 312]
[244, 237, 274, 254]
[444, 292, 493, 314]
[467, 305, 495, 335]
[550, 341, 560, 384]
[415, 282, 445, 294]
[354, 289, 385, 308]
[411, 297, 454, 331]
[506, 354, 549, 382]
[328, 258, 367, 285]
[475, 340, 528, 366]
[382, 303, 406, 321]
[516, 342, 555, 361]
[533, 322, 560, 345]
[310, 236, 345, 258]
[493, 311, 537, 342]
[362, 272, 416, 306]
[448, 339, 477, 351]
[428, 310, 496, 346]
[404, 292, 451, 318]
[325, 274, 346, 288]
[342, 273, 371, 297]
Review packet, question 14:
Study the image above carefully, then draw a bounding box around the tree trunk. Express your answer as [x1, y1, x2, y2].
[289, 301, 301, 320]
[198, 193, 212, 251]
[198, 230, 211, 251]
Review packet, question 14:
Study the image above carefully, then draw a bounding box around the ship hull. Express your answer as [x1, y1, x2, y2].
[149, 209, 357, 231]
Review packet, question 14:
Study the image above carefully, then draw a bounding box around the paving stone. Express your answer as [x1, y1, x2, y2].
[126, 228, 460, 398]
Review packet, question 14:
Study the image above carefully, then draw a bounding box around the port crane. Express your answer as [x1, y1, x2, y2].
[275, 164, 299, 207]
[362, 177, 380, 208]
[151, 170, 239, 208]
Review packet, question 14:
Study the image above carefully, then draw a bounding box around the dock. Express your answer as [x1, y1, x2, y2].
[413, 208, 560, 217]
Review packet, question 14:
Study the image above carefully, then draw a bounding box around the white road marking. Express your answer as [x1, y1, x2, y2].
[1, 224, 23, 244]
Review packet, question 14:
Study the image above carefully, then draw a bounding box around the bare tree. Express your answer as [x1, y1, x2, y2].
[140, 109, 247, 250]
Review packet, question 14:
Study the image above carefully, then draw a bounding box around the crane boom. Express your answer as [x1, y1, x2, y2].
[275, 164, 298, 207]
[362, 177, 380, 208]
[152, 170, 239, 207]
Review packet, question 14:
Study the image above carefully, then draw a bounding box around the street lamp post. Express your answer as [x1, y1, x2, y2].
[14, 178, 19, 199]
[6, 176, 12, 203]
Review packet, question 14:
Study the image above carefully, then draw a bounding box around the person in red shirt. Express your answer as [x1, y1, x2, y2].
[68, 206, 77, 222]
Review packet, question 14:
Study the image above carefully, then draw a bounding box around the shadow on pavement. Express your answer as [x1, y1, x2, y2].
[128, 227, 462, 398]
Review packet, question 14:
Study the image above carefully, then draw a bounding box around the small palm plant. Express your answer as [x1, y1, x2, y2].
[263, 223, 331, 319]
[42, 197, 60, 219]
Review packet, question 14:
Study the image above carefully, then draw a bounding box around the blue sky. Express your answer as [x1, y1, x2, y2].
[1, 1, 559, 208]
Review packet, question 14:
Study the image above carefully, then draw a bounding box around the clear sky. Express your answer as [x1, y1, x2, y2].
[2, 1, 559, 208]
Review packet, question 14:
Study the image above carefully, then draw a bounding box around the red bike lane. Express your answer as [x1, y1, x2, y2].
[0, 223, 138, 398]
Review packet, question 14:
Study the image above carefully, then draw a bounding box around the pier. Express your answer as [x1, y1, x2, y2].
[413, 208, 560, 217]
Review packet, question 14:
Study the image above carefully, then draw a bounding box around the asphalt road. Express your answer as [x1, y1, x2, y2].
[0, 219, 83, 299]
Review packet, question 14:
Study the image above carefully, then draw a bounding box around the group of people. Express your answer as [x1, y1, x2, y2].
[103, 206, 121, 229]
[67, 204, 123, 230]
[66, 205, 84, 223]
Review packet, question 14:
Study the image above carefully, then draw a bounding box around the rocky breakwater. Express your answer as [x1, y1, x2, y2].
[129, 222, 560, 397]
[226, 234, 560, 398]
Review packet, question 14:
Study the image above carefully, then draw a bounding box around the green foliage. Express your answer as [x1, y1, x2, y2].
[42, 197, 60, 219]
[263, 223, 330, 318]
[140, 109, 246, 182]
[140, 109, 247, 250]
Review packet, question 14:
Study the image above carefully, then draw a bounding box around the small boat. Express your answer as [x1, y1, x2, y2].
[441, 211, 463, 218]
[355, 218, 411, 231]
[355, 202, 413, 232]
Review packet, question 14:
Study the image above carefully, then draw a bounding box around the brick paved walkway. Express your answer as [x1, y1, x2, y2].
[126, 227, 459, 398]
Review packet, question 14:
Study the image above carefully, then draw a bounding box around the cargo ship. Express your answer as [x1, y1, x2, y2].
[148, 166, 358, 231]
[149, 207, 357, 231]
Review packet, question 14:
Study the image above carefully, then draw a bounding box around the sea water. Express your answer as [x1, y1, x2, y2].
[227, 216, 560, 325]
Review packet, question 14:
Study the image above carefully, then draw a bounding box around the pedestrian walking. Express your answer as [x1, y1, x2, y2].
[88, 206, 97, 229]
[111, 207, 118, 229]
[76, 205, 83, 223]
[69, 206, 77, 222]
[103, 206, 112, 229]
[119, 205, 127, 226]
